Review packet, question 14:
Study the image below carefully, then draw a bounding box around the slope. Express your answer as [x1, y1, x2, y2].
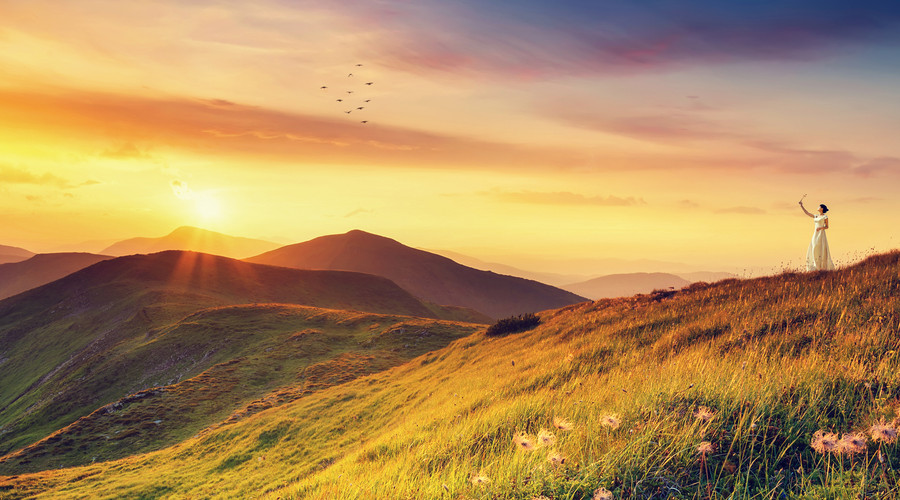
[0, 250, 486, 463]
[0, 253, 112, 300]
[246, 230, 588, 319]
[3, 251, 899, 499]
[562, 271, 692, 300]
[101, 226, 280, 259]
[0, 305, 481, 473]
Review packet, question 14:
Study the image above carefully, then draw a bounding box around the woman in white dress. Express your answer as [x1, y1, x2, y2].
[799, 200, 834, 271]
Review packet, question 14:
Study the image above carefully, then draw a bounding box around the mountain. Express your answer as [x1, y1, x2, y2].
[101, 226, 281, 259]
[4, 250, 898, 498]
[562, 272, 692, 300]
[246, 230, 588, 319]
[0, 244, 34, 265]
[0, 253, 113, 300]
[0, 250, 487, 467]
[428, 249, 587, 286]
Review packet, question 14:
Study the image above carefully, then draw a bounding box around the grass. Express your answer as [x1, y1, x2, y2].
[1, 250, 898, 498]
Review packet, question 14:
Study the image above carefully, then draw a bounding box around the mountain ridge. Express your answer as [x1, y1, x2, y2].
[246, 229, 588, 319]
[101, 226, 281, 259]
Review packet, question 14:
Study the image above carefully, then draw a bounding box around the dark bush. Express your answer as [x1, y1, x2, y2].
[485, 313, 541, 337]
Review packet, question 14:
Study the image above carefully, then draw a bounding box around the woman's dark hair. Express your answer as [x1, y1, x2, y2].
[819, 204, 829, 213]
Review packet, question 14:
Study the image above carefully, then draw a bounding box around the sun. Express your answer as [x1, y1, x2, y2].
[194, 192, 223, 221]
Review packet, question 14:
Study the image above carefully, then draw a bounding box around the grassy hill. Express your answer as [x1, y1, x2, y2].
[0, 252, 112, 300]
[0, 251, 486, 470]
[246, 230, 588, 319]
[2, 250, 899, 499]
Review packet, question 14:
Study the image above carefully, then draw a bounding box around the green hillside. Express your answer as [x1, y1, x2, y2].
[2, 251, 899, 499]
[0, 251, 486, 469]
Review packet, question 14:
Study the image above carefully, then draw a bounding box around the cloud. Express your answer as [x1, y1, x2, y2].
[0, 164, 73, 188]
[170, 179, 194, 200]
[678, 199, 700, 209]
[344, 208, 374, 218]
[715, 206, 766, 215]
[100, 143, 153, 160]
[347, 0, 900, 79]
[490, 190, 647, 206]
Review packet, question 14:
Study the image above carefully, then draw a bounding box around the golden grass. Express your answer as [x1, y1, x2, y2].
[1, 251, 899, 499]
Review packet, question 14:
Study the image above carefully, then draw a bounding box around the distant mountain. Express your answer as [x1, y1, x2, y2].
[562, 272, 692, 300]
[0, 244, 34, 265]
[428, 249, 586, 286]
[246, 230, 588, 319]
[0, 250, 487, 468]
[101, 226, 281, 259]
[0, 253, 113, 300]
[676, 271, 738, 283]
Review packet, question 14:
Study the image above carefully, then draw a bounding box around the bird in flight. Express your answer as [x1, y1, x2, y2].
[336, 99, 343, 102]
[365, 82, 374, 85]
[344, 110, 352, 114]
[346, 90, 354, 94]
[356, 63, 363, 67]
[320, 86, 327, 89]
[357, 106, 365, 110]
[364, 99, 371, 102]
[361, 120, 368, 124]
[348, 73, 353, 77]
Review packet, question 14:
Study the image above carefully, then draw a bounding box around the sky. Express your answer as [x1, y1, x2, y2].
[2, 0, 899, 275]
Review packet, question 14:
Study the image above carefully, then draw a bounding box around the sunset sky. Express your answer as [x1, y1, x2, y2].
[2, 0, 899, 274]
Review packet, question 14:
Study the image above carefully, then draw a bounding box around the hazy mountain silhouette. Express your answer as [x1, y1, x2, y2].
[246, 230, 588, 319]
[101, 226, 280, 259]
[563, 272, 692, 300]
[0, 253, 113, 300]
[0, 244, 34, 265]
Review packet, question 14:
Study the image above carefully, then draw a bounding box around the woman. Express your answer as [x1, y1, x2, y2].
[799, 200, 834, 271]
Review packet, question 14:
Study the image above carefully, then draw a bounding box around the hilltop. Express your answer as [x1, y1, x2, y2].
[0, 252, 112, 300]
[0, 245, 33, 265]
[101, 226, 281, 259]
[0, 250, 486, 467]
[246, 230, 587, 319]
[3, 250, 899, 499]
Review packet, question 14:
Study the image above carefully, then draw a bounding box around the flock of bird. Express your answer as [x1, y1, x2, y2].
[319, 64, 375, 124]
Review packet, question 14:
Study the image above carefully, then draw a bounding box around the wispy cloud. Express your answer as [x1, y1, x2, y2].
[490, 190, 647, 206]
[100, 143, 153, 160]
[0, 164, 73, 188]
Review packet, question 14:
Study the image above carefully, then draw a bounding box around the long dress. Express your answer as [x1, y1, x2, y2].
[806, 214, 834, 271]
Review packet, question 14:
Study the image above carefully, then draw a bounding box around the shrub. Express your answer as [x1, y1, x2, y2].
[485, 313, 541, 337]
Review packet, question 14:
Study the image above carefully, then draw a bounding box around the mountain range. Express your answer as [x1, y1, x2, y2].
[2, 245, 896, 498]
[0, 250, 486, 471]
[245, 230, 587, 319]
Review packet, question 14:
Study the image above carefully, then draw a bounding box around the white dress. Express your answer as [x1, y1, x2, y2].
[806, 214, 834, 271]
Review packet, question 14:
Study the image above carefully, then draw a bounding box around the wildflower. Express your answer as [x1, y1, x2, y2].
[547, 450, 566, 467]
[697, 441, 714, 455]
[811, 430, 839, 454]
[869, 420, 898, 444]
[694, 406, 716, 424]
[470, 473, 490, 485]
[553, 417, 574, 431]
[837, 432, 867, 456]
[513, 433, 536, 451]
[537, 428, 556, 447]
[601, 414, 620, 430]
[593, 487, 613, 500]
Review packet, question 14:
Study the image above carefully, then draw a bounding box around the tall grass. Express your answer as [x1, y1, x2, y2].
[2, 251, 899, 499]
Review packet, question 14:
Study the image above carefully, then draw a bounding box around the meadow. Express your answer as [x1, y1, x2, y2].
[2, 251, 899, 499]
